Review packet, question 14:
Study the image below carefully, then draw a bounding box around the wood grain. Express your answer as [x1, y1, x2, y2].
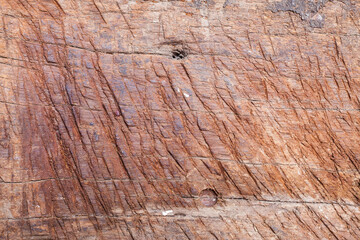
[0, 0, 359, 239]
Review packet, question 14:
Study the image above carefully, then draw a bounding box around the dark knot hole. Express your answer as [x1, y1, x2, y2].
[171, 49, 187, 60]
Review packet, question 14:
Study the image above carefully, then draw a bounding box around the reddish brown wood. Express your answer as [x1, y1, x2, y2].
[0, 0, 359, 239]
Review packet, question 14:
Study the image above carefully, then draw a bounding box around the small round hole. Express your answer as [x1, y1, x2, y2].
[199, 188, 217, 207]
[171, 49, 187, 60]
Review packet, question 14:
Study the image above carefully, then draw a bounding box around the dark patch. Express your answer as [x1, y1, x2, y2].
[171, 49, 188, 60]
[269, 0, 330, 20]
[269, 0, 352, 28]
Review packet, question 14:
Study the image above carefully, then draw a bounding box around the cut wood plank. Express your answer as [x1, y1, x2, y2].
[0, 0, 359, 239]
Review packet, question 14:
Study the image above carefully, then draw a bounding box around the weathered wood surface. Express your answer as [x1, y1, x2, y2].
[0, 0, 359, 239]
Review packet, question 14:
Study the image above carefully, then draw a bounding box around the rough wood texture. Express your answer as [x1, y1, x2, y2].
[0, 0, 360, 239]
